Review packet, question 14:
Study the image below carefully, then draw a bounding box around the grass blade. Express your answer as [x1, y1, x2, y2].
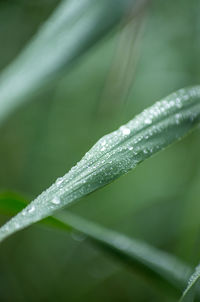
[56, 211, 191, 296]
[0, 192, 70, 231]
[0, 0, 140, 124]
[0, 86, 200, 242]
[180, 264, 200, 302]
[0, 192, 192, 296]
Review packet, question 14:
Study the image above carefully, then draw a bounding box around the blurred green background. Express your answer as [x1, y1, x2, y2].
[0, 0, 200, 301]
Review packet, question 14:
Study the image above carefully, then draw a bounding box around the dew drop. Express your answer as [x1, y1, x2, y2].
[120, 126, 130, 136]
[56, 177, 63, 186]
[145, 118, 152, 125]
[51, 197, 61, 205]
[28, 205, 35, 214]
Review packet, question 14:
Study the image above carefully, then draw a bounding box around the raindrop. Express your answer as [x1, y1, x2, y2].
[51, 197, 61, 205]
[120, 126, 130, 136]
[56, 177, 63, 186]
[145, 118, 152, 125]
[28, 205, 35, 214]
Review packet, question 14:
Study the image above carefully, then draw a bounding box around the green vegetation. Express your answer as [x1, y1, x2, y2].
[0, 0, 200, 301]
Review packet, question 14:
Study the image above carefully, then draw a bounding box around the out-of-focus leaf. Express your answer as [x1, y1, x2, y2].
[0, 192, 192, 296]
[56, 211, 191, 297]
[0, 0, 142, 124]
[0, 86, 200, 242]
[0, 192, 27, 215]
[180, 263, 200, 302]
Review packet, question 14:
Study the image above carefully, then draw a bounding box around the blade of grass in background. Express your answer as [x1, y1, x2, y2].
[56, 211, 191, 297]
[0, 192, 192, 296]
[0, 86, 200, 242]
[180, 263, 200, 302]
[0, 0, 144, 124]
[98, 13, 145, 115]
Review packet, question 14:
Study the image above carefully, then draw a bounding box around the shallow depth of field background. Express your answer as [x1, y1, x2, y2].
[0, 0, 200, 301]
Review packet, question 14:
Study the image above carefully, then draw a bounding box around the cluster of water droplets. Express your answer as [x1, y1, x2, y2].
[1, 86, 200, 242]
[186, 263, 200, 289]
[180, 262, 200, 299]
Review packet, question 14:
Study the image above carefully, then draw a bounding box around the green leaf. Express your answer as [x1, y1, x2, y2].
[0, 192, 192, 296]
[0, 192, 28, 215]
[180, 264, 200, 302]
[0, 0, 140, 124]
[0, 86, 200, 242]
[0, 192, 70, 232]
[56, 211, 191, 296]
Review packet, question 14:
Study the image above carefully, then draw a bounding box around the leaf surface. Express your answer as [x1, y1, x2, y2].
[0, 86, 200, 242]
[180, 264, 200, 302]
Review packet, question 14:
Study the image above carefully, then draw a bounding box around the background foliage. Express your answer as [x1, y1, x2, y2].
[0, 0, 200, 301]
